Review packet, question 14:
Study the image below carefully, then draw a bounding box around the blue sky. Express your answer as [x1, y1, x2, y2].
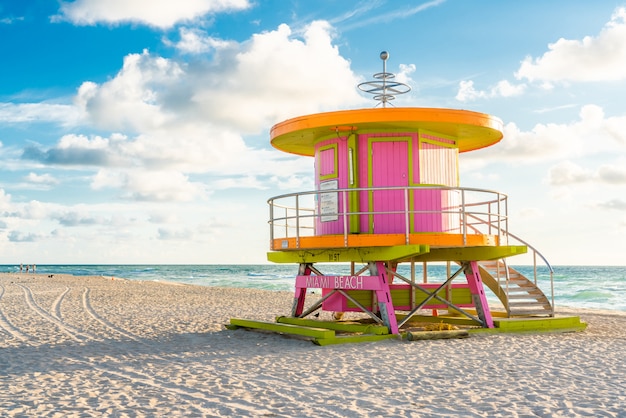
[1, 0, 625, 265]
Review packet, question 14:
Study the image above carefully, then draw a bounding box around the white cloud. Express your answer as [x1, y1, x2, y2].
[534, 104, 579, 114]
[515, 7, 626, 83]
[157, 227, 194, 240]
[545, 159, 626, 187]
[466, 105, 626, 164]
[493, 80, 526, 97]
[211, 175, 268, 190]
[17, 200, 51, 220]
[456, 79, 526, 102]
[0, 102, 84, 126]
[597, 164, 626, 184]
[8, 231, 41, 242]
[76, 50, 183, 133]
[165, 27, 236, 54]
[0, 188, 11, 209]
[24, 172, 59, 186]
[0, 16, 24, 24]
[271, 174, 313, 190]
[148, 212, 180, 223]
[54, 210, 100, 227]
[456, 80, 484, 101]
[92, 169, 206, 202]
[23, 133, 129, 167]
[396, 63, 416, 85]
[54, 0, 251, 29]
[598, 199, 626, 210]
[546, 161, 592, 186]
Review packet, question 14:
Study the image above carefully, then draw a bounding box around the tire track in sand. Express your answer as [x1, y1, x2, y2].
[0, 284, 30, 342]
[81, 287, 141, 342]
[51, 286, 70, 321]
[17, 283, 91, 343]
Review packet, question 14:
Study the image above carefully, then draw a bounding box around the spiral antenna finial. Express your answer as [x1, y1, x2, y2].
[357, 51, 411, 108]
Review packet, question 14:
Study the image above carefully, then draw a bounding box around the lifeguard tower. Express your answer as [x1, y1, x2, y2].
[229, 52, 585, 344]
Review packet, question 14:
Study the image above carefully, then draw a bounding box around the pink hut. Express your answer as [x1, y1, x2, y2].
[229, 52, 584, 344]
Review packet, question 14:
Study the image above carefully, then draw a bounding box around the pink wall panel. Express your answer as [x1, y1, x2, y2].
[319, 148, 335, 176]
[412, 189, 461, 232]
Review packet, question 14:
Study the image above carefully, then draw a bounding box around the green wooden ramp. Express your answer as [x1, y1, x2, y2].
[228, 317, 397, 345]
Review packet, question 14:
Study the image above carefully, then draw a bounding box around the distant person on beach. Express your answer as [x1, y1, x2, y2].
[26, 265, 29, 273]
[20, 263, 23, 273]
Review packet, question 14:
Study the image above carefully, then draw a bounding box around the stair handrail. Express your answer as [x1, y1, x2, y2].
[504, 231, 554, 274]
[503, 230, 555, 315]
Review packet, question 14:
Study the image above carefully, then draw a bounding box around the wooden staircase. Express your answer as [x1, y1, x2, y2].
[478, 260, 553, 317]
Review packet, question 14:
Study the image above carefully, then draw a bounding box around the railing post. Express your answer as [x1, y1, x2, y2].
[404, 187, 410, 244]
[295, 195, 300, 248]
[494, 194, 498, 243]
[283, 206, 288, 238]
[498, 193, 503, 245]
[550, 270, 555, 316]
[342, 190, 349, 247]
[269, 199, 274, 250]
[461, 189, 467, 245]
[504, 194, 509, 246]
[486, 201, 491, 236]
[503, 258, 510, 314]
[533, 251, 537, 285]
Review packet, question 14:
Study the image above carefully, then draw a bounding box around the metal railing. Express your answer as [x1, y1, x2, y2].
[268, 185, 509, 248]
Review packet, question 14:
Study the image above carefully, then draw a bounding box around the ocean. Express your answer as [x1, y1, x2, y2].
[3, 264, 625, 312]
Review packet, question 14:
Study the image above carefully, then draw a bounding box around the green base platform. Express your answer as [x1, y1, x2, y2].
[227, 314, 587, 345]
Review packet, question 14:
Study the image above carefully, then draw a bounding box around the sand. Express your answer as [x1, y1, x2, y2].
[1, 272, 625, 417]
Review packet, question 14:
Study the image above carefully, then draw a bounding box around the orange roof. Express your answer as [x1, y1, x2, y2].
[270, 107, 503, 156]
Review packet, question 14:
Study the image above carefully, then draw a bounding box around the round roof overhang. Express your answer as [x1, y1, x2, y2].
[270, 107, 504, 156]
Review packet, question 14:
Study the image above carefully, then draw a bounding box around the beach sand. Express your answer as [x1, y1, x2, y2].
[1, 273, 625, 417]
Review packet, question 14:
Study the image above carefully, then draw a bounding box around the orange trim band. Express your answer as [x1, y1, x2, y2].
[271, 233, 498, 251]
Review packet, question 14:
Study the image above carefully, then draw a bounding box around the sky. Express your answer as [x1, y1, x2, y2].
[0, 0, 625, 266]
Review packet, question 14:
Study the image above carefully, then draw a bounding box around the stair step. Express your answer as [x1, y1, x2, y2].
[505, 288, 544, 294]
[509, 301, 548, 307]
[509, 309, 553, 317]
[508, 278, 532, 284]
[504, 288, 537, 294]
[507, 294, 543, 300]
[509, 305, 552, 311]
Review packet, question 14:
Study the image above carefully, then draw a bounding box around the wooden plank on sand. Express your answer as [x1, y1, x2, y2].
[276, 316, 389, 335]
[229, 318, 335, 339]
[407, 330, 470, 341]
[313, 334, 398, 346]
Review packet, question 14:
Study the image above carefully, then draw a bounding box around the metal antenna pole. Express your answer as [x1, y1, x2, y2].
[381, 51, 388, 108]
[358, 50, 410, 108]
